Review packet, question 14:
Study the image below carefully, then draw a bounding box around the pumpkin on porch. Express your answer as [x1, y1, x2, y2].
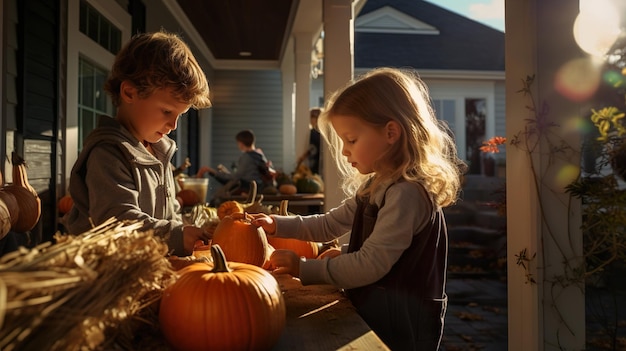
[216, 200, 244, 220]
[58, 195, 74, 214]
[267, 200, 319, 259]
[211, 214, 270, 267]
[3, 152, 41, 233]
[176, 189, 200, 207]
[159, 245, 286, 351]
[0, 184, 19, 228]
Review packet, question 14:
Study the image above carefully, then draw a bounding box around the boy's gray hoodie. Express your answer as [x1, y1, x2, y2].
[64, 115, 186, 255]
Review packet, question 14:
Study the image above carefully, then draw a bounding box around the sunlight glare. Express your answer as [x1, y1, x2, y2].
[574, 0, 621, 56]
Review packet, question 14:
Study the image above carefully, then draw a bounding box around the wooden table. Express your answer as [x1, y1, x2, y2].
[224, 193, 325, 214]
[273, 274, 390, 351]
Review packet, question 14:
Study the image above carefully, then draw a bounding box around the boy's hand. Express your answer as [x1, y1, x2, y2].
[182, 225, 212, 255]
[270, 249, 301, 277]
[196, 166, 214, 178]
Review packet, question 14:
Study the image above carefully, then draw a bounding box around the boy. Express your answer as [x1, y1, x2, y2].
[64, 31, 212, 255]
[197, 130, 273, 205]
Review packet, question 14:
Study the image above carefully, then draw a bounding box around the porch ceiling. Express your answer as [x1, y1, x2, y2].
[176, 0, 297, 62]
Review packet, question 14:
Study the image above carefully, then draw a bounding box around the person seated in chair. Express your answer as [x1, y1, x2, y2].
[197, 129, 273, 205]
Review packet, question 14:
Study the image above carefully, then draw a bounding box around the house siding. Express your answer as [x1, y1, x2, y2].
[210, 70, 283, 193]
[11, 0, 60, 242]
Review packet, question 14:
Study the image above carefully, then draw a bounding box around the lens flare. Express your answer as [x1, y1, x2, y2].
[603, 70, 626, 89]
[555, 164, 580, 189]
[564, 115, 594, 135]
[554, 58, 601, 102]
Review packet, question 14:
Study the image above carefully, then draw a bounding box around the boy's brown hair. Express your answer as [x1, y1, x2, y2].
[235, 130, 255, 147]
[104, 30, 211, 109]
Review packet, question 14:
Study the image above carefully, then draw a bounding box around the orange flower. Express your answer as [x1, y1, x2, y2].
[480, 136, 507, 153]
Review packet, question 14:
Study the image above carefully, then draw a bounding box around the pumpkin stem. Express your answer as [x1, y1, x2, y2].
[244, 180, 257, 206]
[11, 151, 26, 166]
[279, 200, 289, 216]
[210, 244, 232, 273]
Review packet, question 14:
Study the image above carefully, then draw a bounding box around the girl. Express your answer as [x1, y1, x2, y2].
[247, 67, 465, 350]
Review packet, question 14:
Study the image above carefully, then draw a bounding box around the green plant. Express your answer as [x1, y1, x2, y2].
[483, 72, 626, 349]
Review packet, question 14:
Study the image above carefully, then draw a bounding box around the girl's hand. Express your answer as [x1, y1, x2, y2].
[232, 212, 277, 235]
[270, 249, 301, 277]
[182, 225, 211, 255]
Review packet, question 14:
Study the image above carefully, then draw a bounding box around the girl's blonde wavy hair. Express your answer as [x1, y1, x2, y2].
[319, 67, 466, 208]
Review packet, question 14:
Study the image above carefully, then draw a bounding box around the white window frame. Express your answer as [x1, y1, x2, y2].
[427, 80, 496, 161]
[65, 0, 131, 179]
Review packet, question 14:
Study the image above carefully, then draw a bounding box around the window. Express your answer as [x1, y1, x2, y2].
[465, 98, 487, 173]
[432, 99, 456, 131]
[78, 58, 113, 151]
[79, 0, 121, 54]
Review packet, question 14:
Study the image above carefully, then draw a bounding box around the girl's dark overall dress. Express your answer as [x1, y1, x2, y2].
[346, 183, 448, 350]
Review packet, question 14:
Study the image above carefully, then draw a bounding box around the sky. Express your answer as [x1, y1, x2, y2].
[425, 0, 506, 32]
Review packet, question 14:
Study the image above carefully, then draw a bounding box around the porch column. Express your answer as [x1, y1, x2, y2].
[294, 32, 314, 167]
[281, 39, 296, 170]
[322, 0, 354, 212]
[506, 0, 584, 350]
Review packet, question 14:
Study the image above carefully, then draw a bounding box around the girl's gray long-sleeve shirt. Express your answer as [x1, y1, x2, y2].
[272, 180, 434, 289]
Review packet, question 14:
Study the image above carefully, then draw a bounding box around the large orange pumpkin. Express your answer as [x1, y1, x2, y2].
[211, 214, 270, 267]
[159, 245, 286, 351]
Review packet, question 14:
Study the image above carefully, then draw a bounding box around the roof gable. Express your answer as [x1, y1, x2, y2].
[356, 6, 439, 35]
[355, 0, 505, 72]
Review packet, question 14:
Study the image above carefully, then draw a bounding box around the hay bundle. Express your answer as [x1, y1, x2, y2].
[0, 218, 175, 351]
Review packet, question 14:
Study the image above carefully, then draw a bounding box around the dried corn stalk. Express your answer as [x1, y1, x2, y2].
[0, 218, 175, 351]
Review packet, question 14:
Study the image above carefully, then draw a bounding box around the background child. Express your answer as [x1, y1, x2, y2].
[197, 129, 274, 205]
[247, 67, 465, 350]
[64, 31, 212, 256]
[296, 107, 323, 174]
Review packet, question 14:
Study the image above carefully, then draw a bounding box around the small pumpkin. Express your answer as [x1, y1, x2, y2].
[275, 171, 293, 187]
[58, 195, 74, 214]
[0, 191, 19, 227]
[177, 189, 200, 206]
[11, 152, 37, 196]
[4, 152, 41, 233]
[295, 177, 322, 194]
[278, 183, 297, 195]
[159, 245, 286, 351]
[0, 200, 12, 239]
[211, 214, 270, 267]
[192, 243, 213, 259]
[267, 201, 319, 259]
[216, 200, 244, 220]
[267, 236, 319, 259]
